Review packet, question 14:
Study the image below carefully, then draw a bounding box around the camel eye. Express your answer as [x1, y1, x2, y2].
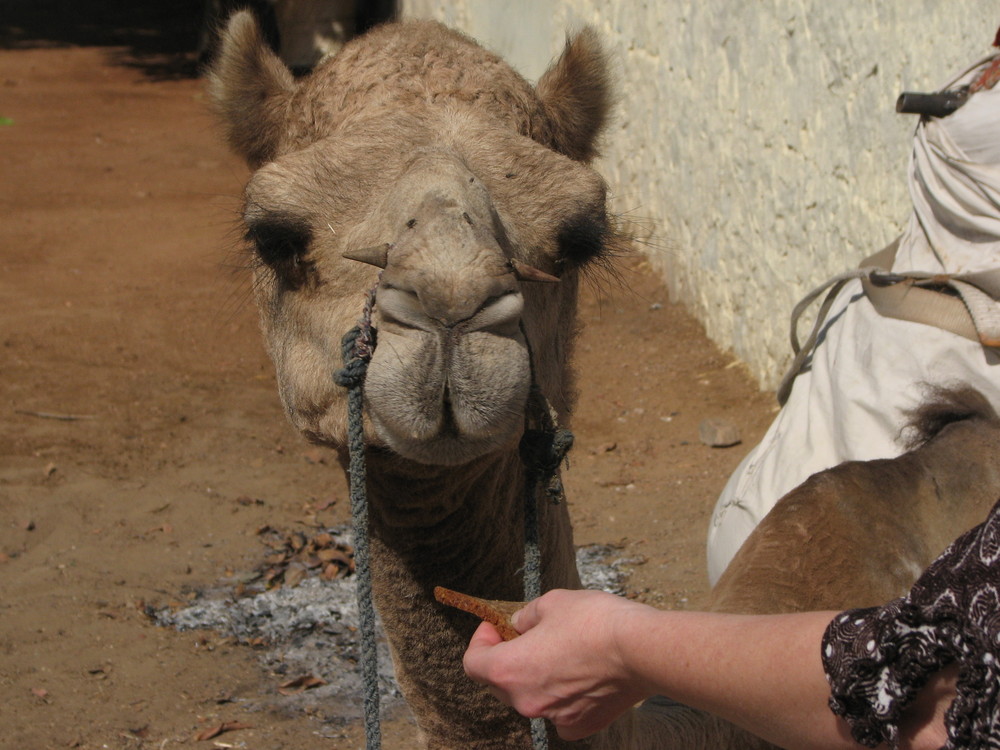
[246, 216, 314, 289]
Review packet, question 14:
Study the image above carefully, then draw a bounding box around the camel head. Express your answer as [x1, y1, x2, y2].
[209, 12, 615, 467]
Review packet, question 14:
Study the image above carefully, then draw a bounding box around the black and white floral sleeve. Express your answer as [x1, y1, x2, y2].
[822, 499, 1000, 749]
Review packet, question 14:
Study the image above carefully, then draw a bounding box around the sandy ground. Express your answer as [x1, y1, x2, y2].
[0, 9, 775, 749]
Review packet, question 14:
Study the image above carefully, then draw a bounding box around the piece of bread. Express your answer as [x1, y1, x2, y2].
[433, 586, 524, 641]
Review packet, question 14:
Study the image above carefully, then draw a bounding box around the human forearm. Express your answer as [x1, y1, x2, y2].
[464, 589, 953, 749]
[615, 607, 853, 750]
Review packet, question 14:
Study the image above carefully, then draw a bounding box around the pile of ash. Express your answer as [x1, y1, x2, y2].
[155, 525, 633, 725]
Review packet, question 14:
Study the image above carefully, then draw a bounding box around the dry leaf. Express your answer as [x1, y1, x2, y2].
[321, 563, 345, 580]
[193, 721, 252, 741]
[317, 548, 352, 565]
[31, 687, 49, 699]
[277, 674, 327, 695]
[283, 566, 306, 588]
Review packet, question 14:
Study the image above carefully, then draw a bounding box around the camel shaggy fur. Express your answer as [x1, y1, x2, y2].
[210, 11, 619, 748]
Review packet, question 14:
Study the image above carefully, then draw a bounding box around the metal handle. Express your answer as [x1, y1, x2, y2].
[896, 88, 969, 118]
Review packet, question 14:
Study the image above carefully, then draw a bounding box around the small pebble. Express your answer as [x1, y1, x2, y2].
[698, 418, 742, 448]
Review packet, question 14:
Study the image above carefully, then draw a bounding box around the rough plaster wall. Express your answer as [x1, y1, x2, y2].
[401, 0, 998, 389]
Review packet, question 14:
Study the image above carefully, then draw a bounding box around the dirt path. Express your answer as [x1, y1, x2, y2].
[0, 13, 773, 749]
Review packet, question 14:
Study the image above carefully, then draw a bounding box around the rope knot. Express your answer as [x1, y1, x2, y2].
[519, 427, 573, 473]
[520, 426, 574, 503]
[334, 279, 380, 390]
[334, 320, 377, 389]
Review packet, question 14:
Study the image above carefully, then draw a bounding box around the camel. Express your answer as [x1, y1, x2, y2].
[606, 385, 1000, 750]
[209, 10, 620, 748]
[208, 12, 1000, 749]
[708, 386, 1000, 615]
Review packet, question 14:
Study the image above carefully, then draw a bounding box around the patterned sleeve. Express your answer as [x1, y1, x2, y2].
[821, 498, 1000, 749]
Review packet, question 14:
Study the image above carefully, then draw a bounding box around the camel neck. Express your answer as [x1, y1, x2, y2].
[365, 448, 524, 558]
[360, 444, 581, 748]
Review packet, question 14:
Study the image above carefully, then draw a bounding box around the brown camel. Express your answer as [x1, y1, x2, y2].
[209, 10, 619, 749]
[209, 11, 1000, 749]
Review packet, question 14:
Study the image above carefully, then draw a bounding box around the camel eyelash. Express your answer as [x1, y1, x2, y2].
[244, 215, 315, 290]
[556, 209, 610, 268]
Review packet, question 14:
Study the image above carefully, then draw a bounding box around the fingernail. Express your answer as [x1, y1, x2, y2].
[510, 608, 524, 631]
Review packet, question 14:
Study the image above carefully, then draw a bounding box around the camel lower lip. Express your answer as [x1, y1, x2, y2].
[387, 429, 517, 466]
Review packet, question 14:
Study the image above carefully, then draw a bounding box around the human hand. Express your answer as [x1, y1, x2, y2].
[462, 588, 655, 740]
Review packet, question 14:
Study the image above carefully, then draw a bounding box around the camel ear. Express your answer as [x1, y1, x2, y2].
[534, 27, 612, 163]
[207, 10, 297, 167]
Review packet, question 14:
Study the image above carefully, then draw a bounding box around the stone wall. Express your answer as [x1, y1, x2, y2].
[400, 0, 997, 388]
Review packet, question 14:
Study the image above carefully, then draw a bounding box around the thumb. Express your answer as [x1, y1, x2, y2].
[510, 596, 544, 634]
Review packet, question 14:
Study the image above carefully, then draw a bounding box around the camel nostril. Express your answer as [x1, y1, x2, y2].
[463, 290, 523, 333]
[381, 290, 523, 334]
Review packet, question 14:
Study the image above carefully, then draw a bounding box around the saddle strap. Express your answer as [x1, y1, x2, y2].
[776, 239, 1000, 405]
[860, 239, 1000, 347]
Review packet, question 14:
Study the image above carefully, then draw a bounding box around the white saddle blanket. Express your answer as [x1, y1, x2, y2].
[707, 57, 1000, 585]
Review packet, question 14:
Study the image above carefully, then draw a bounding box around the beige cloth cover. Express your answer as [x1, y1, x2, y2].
[708, 56, 1000, 585]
